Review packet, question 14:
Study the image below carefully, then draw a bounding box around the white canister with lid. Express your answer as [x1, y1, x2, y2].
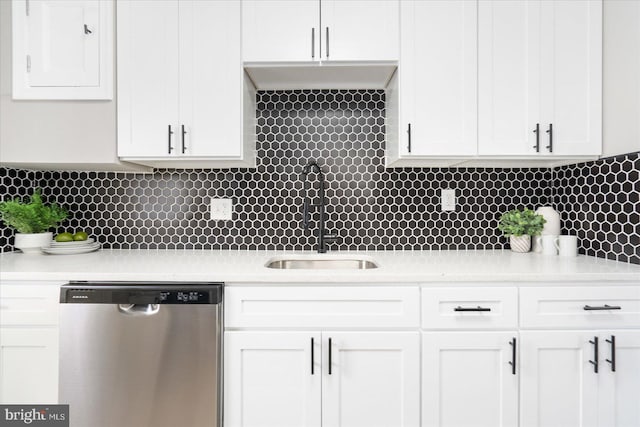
[532, 206, 561, 253]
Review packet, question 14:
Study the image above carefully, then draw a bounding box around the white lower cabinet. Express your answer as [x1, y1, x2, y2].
[0, 281, 62, 404]
[422, 332, 518, 427]
[224, 331, 420, 427]
[0, 328, 58, 403]
[520, 330, 640, 427]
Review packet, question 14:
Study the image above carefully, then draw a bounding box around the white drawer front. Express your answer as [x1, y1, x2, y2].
[421, 287, 518, 330]
[225, 286, 420, 328]
[0, 283, 62, 326]
[520, 286, 640, 329]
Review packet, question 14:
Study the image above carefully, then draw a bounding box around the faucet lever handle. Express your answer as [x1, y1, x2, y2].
[323, 233, 339, 243]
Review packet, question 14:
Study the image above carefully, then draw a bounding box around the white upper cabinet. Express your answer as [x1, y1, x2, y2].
[398, 0, 477, 157]
[478, 0, 540, 156]
[242, 0, 399, 63]
[539, 0, 602, 156]
[242, 0, 319, 62]
[478, 0, 602, 157]
[12, 0, 113, 99]
[117, 0, 179, 158]
[117, 0, 255, 167]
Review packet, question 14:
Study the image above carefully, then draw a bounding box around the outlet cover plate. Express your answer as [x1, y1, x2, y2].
[210, 198, 233, 220]
[441, 189, 456, 211]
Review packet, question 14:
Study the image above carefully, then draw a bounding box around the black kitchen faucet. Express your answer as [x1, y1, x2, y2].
[302, 160, 339, 253]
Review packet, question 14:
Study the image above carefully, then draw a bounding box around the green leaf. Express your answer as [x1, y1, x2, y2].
[0, 189, 68, 233]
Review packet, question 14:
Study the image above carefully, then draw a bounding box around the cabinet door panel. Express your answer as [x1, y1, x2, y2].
[422, 332, 518, 427]
[599, 331, 640, 427]
[179, 0, 242, 157]
[478, 0, 540, 155]
[27, 0, 100, 87]
[242, 0, 318, 62]
[0, 328, 58, 404]
[224, 332, 321, 427]
[117, 0, 179, 157]
[539, 0, 602, 156]
[322, 332, 419, 427]
[520, 331, 598, 427]
[400, 0, 476, 156]
[321, 0, 399, 61]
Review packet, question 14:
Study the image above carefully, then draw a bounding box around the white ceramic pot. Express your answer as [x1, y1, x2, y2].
[13, 232, 52, 254]
[509, 235, 531, 253]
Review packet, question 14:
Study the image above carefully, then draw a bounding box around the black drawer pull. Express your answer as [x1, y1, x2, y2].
[508, 337, 517, 375]
[454, 306, 491, 312]
[583, 304, 621, 311]
[310, 337, 315, 375]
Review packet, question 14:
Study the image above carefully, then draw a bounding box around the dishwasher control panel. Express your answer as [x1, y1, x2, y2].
[60, 282, 223, 304]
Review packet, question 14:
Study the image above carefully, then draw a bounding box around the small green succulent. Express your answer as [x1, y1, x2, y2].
[0, 189, 67, 234]
[498, 208, 546, 237]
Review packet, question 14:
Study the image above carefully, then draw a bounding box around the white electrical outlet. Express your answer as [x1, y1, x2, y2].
[441, 189, 456, 211]
[210, 198, 233, 220]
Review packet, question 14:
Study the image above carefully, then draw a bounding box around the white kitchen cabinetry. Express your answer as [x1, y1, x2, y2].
[0, 281, 62, 404]
[224, 286, 420, 427]
[520, 286, 640, 427]
[478, 0, 602, 158]
[117, 0, 255, 168]
[420, 287, 519, 427]
[11, 0, 113, 99]
[242, 0, 399, 62]
[422, 332, 518, 427]
[224, 332, 321, 427]
[394, 0, 477, 159]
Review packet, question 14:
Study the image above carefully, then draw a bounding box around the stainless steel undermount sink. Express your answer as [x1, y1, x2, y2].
[266, 255, 379, 270]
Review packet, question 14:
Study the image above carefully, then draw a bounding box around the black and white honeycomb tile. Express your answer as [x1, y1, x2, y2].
[0, 90, 637, 265]
[554, 151, 640, 264]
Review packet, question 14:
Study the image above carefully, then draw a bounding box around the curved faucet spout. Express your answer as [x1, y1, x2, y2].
[302, 160, 322, 176]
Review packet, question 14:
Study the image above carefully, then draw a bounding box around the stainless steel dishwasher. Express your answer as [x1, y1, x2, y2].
[59, 282, 223, 427]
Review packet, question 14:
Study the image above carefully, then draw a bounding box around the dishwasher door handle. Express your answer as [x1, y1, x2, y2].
[117, 304, 160, 316]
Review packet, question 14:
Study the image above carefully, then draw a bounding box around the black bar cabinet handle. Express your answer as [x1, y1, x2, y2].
[181, 125, 187, 154]
[454, 306, 491, 312]
[328, 338, 332, 375]
[546, 123, 553, 152]
[311, 337, 315, 375]
[532, 123, 540, 152]
[605, 335, 616, 372]
[167, 125, 174, 154]
[589, 336, 599, 373]
[326, 27, 329, 58]
[311, 28, 315, 59]
[584, 304, 622, 311]
[508, 338, 517, 375]
[407, 123, 412, 153]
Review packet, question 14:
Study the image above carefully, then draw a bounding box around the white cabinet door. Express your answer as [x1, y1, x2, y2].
[117, 0, 180, 157]
[399, 0, 477, 157]
[422, 332, 518, 427]
[520, 331, 599, 427]
[0, 328, 58, 404]
[12, 0, 113, 99]
[539, 0, 602, 156]
[178, 0, 242, 158]
[322, 332, 419, 427]
[224, 331, 321, 427]
[242, 0, 319, 62]
[598, 331, 640, 427]
[478, 0, 541, 156]
[321, 0, 399, 62]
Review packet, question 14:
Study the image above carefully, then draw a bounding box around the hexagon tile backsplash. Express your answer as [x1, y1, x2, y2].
[0, 90, 638, 265]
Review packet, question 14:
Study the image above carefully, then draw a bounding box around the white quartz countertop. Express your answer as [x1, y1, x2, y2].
[0, 249, 639, 285]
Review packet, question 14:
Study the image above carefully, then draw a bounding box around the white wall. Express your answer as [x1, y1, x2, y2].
[0, 0, 144, 171]
[603, 0, 640, 157]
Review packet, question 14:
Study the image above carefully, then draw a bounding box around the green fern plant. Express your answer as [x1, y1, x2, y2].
[0, 190, 67, 234]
